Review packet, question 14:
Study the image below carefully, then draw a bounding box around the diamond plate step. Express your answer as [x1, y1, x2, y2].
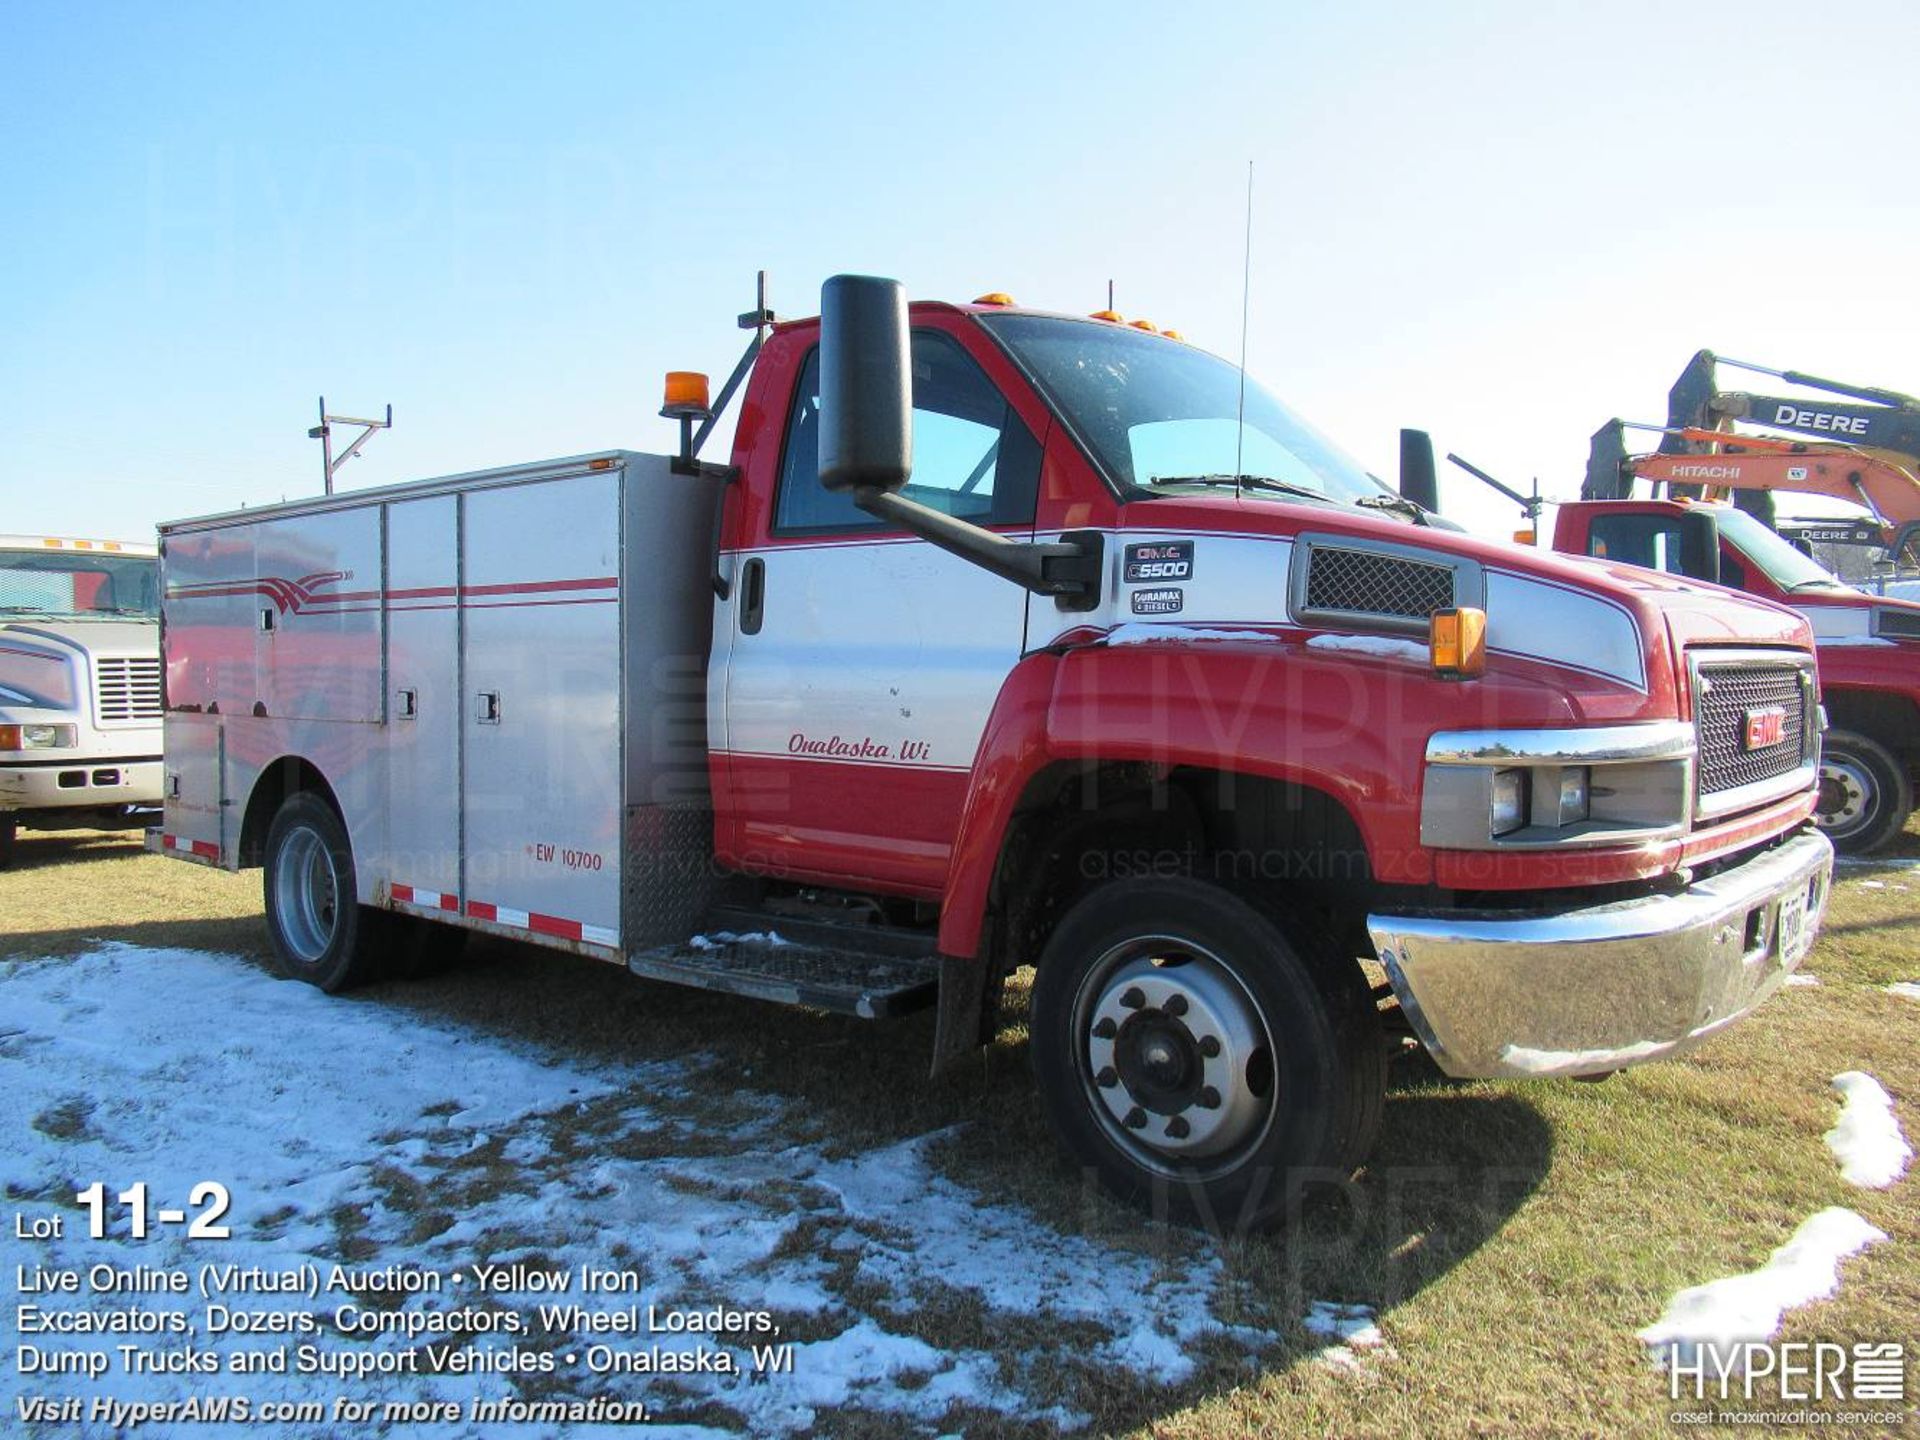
[625, 922, 939, 1019]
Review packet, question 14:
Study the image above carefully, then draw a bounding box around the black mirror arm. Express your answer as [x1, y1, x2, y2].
[852, 488, 1103, 607]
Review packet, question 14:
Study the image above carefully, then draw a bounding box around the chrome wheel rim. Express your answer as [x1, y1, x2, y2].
[274, 826, 340, 963]
[1072, 935, 1276, 1179]
[1815, 755, 1874, 839]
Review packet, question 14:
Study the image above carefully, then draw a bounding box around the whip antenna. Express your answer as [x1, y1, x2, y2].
[1234, 161, 1253, 499]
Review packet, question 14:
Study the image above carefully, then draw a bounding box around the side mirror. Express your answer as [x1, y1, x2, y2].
[1398, 429, 1439, 512]
[818, 274, 912, 494]
[1679, 509, 1722, 585]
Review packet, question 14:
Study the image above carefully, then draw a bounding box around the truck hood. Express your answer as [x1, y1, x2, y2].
[0, 618, 158, 659]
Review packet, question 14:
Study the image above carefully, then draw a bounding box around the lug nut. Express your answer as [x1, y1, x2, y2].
[1096, 1066, 1118, 1088]
[1092, 1016, 1118, 1039]
[1163, 993, 1188, 1017]
[1165, 1116, 1191, 1139]
[1120, 987, 1146, 1010]
[1124, 1106, 1147, 1129]
[1199, 1086, 1222, 1110]
[1197, 1035, 1221, 1058]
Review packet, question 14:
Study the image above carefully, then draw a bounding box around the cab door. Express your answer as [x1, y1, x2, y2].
[719, 327, 1043, 895]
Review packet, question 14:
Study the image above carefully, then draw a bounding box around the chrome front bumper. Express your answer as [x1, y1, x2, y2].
[1366, 828, 1834, 1079]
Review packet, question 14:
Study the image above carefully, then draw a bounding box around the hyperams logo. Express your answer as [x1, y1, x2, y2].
[1124, 542, 1194, 583]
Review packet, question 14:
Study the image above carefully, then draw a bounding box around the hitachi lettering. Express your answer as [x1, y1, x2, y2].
[1773, 403, 1870, 436]
[1670, 465, 1743, 480]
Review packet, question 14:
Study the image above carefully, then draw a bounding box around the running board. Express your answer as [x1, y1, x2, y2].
[625, 919, 939, 1019]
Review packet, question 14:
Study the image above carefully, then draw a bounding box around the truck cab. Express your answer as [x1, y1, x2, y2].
[1554, 497, 1920, 852]
[154, 280, 1836, 1229]
[0, 536, 164, 864]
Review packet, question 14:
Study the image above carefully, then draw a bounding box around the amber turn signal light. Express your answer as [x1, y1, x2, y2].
[1430, 606, 1487, 679]
[661, 371, 712, 419]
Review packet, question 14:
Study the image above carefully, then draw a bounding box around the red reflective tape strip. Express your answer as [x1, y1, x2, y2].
[528, 912, 584, 941]
[466, 900, 498, 922]
[391, 883, 415, 903]
[163, 835, 218, 859]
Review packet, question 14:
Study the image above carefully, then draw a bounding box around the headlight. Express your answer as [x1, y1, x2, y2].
[0, 723, 77, 750]
[1491, 768, 1528, 836]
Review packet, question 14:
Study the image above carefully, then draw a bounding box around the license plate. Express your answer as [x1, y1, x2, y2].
[1778, 888, 1811, 967]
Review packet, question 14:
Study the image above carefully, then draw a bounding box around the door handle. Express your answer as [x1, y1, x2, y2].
[475, 691, 501, 724]
[396, 688, 418, 720]
[740, 557, 766, 636]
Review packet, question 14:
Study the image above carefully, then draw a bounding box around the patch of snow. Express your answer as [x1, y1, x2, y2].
[1825, 1072, 1913, 1189]
[1888, 981, 1920, 1001]
[1637, 1208, 1888, 1375]
[1498, 1038, 1667, 1076]
[1785, 974, 1820, 988]
[1104, 623, 1272, 646]
[1855, 880, 1887, 890]
[1302, 1301, 1392, 1372]
[689, 929, 790, 950]
[1816, 636, 1895, 647]
[1836, 856, 1920, 870]
[1304, 633, 1428, 662]
[0, 945, 1272, 1437]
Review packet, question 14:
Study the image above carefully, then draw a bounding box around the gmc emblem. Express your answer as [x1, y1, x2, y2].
[1743, 706, 1787, 750]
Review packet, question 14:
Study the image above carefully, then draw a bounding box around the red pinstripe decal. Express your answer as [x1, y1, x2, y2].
[459, 576, 616, 598]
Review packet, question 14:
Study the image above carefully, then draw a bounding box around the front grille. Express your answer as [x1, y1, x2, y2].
[1695, 659, 1809, 799]
[95, 656, 162, 723]
[1302, 545, 1457, 622]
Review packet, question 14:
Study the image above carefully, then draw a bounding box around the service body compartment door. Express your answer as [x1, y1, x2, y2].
[386, 495, 461, 909]
[461, 474, 622, 946]
[252, 509, 383, 723]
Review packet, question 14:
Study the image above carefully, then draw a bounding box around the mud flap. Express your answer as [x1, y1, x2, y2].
[930, 953, 1002, 1077]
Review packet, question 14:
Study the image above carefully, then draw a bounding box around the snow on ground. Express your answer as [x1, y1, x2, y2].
[1302, 634, 1428, 662]
[1300, 1302, 1392, 1373]
[1, 946, 1282, 1438]
[1785, 974, 1821, 988]
[1824, 1072, 1913, 1189]
[1637, 1209, 1888, 1375]
[1889, 982, 1920, 1002]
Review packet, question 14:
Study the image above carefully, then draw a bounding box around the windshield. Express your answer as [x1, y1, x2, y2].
[980, 314, 1392, 505]
[0, 549, 160, 618]
[1716, 509, 1856, 592]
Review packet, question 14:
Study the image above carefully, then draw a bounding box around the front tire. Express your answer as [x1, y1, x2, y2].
[1030, 878, 1384, 1231]
[1816, 729, 1912, 855]
[262, 793, 385, 991]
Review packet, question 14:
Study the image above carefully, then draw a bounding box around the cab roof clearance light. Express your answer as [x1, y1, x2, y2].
[973, 292, 1017, 307]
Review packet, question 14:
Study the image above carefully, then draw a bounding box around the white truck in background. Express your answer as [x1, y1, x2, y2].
[0, 535, 164, 864]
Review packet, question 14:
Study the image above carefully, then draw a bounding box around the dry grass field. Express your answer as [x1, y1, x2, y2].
[2, 821, 1916, 1438]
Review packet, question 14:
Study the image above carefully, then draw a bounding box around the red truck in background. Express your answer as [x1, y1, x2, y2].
[154, 277, 1834, 1229]
[1553, 422, 1920, 853]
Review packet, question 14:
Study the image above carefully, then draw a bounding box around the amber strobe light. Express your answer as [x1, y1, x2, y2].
[661, 371, 712, 419]
[1430, 606, 1487, 679]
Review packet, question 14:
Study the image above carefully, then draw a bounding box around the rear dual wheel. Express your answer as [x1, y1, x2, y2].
[1031, 878, 1384, 1231]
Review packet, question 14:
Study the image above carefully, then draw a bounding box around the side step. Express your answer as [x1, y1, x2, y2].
[625, 910, 939, 1019]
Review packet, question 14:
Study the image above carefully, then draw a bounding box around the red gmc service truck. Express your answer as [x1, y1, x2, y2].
[154, 277, 1834, 1227]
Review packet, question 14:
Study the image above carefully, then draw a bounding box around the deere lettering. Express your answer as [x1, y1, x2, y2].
[1773, 403, 1871, 437]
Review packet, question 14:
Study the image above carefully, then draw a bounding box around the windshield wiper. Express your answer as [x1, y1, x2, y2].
[1353, 493, 1430, 524]
[1787, 578, 1849, 593]
[1147, 474, 1334, 502]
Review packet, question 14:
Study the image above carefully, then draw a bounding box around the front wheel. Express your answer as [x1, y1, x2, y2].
[1030, 878, 1384, 1231]
[1815, 729, 1913, 855]
[262, 793, 385, 991]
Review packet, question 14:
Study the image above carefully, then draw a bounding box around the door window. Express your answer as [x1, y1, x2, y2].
[774, 331, 1042, 534]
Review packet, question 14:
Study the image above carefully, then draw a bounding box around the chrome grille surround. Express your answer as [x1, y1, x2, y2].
[1690, 649, 1818, 822]
[94, 655, 163, 724]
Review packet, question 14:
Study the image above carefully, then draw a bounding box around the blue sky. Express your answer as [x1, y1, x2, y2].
[5, 1, 1918, 539]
